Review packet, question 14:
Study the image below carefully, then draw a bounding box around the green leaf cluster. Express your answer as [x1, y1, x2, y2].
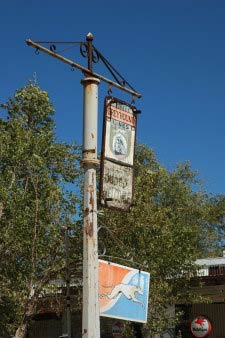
[99, 144, 225, 337]
[0, 84, 81, 337]
[1, 84, 225, 338]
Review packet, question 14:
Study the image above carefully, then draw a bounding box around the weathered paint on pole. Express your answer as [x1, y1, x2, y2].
[25, 33, 142, 337]
[65, 228, 72, 338]
[81, 77, 100, 338]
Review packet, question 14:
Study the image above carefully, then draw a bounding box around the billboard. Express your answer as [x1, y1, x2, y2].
[99, 260, 150, 323]
[100, 96, 137, 211]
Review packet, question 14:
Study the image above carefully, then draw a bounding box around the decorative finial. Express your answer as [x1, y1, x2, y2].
[86, 32, 94, 41]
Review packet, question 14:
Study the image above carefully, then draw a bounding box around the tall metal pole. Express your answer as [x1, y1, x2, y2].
[81, 31, 100, 338]
[65, 227, 72, 338]
[25, 33, 141, 338]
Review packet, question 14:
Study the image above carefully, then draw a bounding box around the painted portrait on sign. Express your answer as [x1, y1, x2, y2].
[104, 98, 136, 166]
[113, 133, 127, 158]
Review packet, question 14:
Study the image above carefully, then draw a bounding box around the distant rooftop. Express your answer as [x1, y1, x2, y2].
[195, 257, 225, 267]
[195, 253, 225, 277]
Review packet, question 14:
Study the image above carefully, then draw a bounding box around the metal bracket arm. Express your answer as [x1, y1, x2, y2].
[26, 39, 142, 99]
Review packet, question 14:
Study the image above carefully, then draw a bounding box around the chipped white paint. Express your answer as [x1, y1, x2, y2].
[81, 77, 100, 338]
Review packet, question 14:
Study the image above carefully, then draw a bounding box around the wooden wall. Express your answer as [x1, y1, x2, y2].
[27, 313, 117, 338]
[28, 318, 62, 338]
[28, 313, 82, 338]
[177, 303, 225, 338]
[191, 303, 225, 338]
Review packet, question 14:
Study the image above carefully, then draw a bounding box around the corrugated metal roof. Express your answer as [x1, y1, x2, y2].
[195, 257, 225, 266]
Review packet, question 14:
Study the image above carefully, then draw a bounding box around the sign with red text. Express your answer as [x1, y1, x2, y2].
[112, 321, 126, 337]
[100, 96, 137, 211]
[191, 317, 212, 337]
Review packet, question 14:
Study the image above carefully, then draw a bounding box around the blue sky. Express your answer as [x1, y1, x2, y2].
[1, 0, 225, 194]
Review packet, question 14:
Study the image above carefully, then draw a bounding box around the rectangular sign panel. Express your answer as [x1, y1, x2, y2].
[104, 97, 136, 166]
[100, 97, 137, 211]
[99, 260, 150, 323]
[100, 160, 133, 211]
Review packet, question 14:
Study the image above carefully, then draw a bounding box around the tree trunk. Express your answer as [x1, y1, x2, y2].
[14, 323, 27, 338]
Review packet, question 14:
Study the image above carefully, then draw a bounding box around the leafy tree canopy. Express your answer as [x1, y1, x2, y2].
[0, 84, 81, 338]
[1, 84, 225, 338]
[99, 144, 225, 336]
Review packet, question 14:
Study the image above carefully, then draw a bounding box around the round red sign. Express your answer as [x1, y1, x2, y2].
[112, 321, 125, 338]
[191, 316, 212, 337]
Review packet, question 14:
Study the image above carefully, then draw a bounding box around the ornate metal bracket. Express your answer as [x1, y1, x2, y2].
[26, 33, 141, 98]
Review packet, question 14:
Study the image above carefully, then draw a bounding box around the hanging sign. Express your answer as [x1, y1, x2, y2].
[191, 316, 212, 337]
[100, 160, 133, 210]
[100, 96, 138, 211]
[98, 260, 150, 323]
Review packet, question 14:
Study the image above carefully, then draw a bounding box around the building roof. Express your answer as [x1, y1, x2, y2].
[195, 257, 225, 267]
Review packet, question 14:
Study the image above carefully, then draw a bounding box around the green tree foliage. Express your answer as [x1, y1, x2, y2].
[1, 85, 225, 338]
[99, 144, 225, 337]
[0, 84, 81, 338]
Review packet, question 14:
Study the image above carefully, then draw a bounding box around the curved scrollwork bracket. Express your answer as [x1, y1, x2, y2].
[50, 44, 57, 53]
[80, 43, 100, 64]
[108, 84, 113, 96]
[92, 49, 99, 64]
[80, 42, 88, 58]
[98, 244, 107, 257]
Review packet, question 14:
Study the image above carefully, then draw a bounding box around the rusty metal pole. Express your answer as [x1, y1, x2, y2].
[81, 77, 100, 337]
[81, 31, 100, 338]
[25, 33, 141, 338]
[65, 227, 72, 338]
